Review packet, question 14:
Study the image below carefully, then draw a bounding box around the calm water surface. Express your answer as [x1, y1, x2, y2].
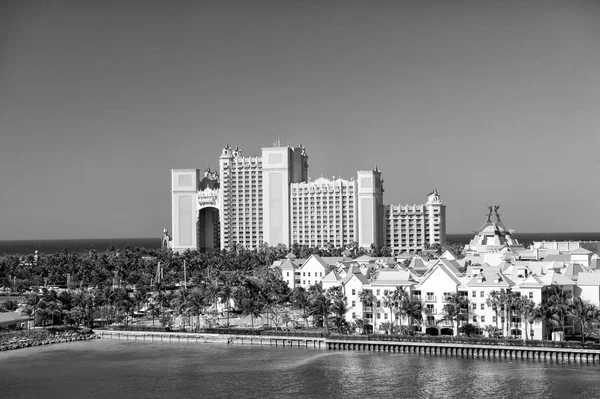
[1, 340, 598, 399]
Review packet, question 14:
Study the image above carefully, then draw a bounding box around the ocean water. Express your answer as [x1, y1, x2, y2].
[0, 238, 160, 255]
[0, 339, 599, 399]
[1, 233, 600, 255]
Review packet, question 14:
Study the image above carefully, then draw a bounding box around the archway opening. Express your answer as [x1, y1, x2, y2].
[426, 327, 439, 336]
[198, 207, 220, 252]
[440, 328, 454, 336]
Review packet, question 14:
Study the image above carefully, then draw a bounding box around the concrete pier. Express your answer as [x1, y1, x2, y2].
[325, 338, 600, 364]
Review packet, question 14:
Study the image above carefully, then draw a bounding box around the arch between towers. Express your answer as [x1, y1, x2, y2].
[198, 206, 220, 252]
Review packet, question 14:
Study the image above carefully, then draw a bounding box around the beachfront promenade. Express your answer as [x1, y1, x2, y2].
[95, 329, 600, 364]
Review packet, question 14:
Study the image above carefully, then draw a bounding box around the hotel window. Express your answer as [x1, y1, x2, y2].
[352, 301, 355, 307]
[481, 316, 486, 323]
[529, 292, 534, 299]
[472, 291, 476, 298]
[286, 272, 289, 277]
[376, 290, 380, 296]
[377, 313, 381, 319]
[308, 272, 311, 277]
[352, 289, 356, 295]
[352, 312, 356, 319]
[384, 314, 388, 320]
[472, 316, 477, 322]
[493, 316, 497, 323]
[472, 303, 477, 310]
[480, 291, 484, 298]
[480, 304, 485, 310]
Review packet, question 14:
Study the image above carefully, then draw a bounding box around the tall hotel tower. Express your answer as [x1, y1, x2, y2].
[171, 143, 443, 254]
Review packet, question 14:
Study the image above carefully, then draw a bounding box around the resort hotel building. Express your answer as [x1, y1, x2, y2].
[170, 143, 446, 254]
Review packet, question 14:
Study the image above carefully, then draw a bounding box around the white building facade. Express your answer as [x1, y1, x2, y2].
[170, 143, 445, 253]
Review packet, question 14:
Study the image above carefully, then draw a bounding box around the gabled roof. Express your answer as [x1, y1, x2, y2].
[571, 248, 593, 255]
[275, 258, 299, 270]
[435, 258, 462, 276]
[341, 265, 369, 285]
[408, 257, 429, 272]
[563, 263, 589, 280]
[320, 256, 345, 266]
[441, 249, 459, 260]
[577, 272, 600, 286]
[540, 271, 575, 286]
[518, 275, 545, 288]
[464, 272, 514, 288]
[300, 254, 329, 270]
[371, 269, 416, 286]
[322, 270, 342, 284]
[466, 264, 503, 276]
[419, 260, 462, 286]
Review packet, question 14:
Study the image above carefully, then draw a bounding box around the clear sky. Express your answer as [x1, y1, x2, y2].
[1, 0, 599, 240]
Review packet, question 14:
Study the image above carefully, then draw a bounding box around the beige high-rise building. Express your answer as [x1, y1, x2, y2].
[170, 143, 444, 253]
[384, 189, 446, 254]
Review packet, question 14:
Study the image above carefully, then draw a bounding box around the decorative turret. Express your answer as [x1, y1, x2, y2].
[221, 143, 233, 158]
[426, 187, 442, 205]
[467, 205, 522, 254]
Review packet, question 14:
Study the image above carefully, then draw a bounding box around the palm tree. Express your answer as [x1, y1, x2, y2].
[568, 297, 600, 344]
[98, 285, 117, 325]
[544, 284, 573, 339]
[498, 288, 516, 337]
[218, 284, 234, 327]
[440, 292, 469, 337]
[24, 293, 40, 327]
[382, 292, 397, 334]
[330, 295, 349, 333]
[358, 289, 376, 334]
[235, 278, 265, 329]
[516, 296, 536, 341]
[171, 287, 190, 330]
[186, 287, 207, 330]
[405, 298, 424, 335]
[485, 290, 501, 335]
[392, 287, 411, 332]
[146, 301, 160, 326]
[290, 287, 308, 325]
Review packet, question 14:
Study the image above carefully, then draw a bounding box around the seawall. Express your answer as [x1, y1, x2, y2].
[96, 330, 600, 364]
[0, 332, 100, 352]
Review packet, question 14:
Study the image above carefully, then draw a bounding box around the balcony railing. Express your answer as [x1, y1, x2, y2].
[425, 296, 436, 302]
[510, 322, 523, 329]
[412, 295, 422, 301]
[424, 308, 437, 315]
[363, 306, 373, 312]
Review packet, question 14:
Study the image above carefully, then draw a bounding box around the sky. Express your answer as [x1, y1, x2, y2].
[1, 0, 599, 240]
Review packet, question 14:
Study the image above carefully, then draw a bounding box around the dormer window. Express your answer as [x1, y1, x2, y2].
[493, 278, 499, 284]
